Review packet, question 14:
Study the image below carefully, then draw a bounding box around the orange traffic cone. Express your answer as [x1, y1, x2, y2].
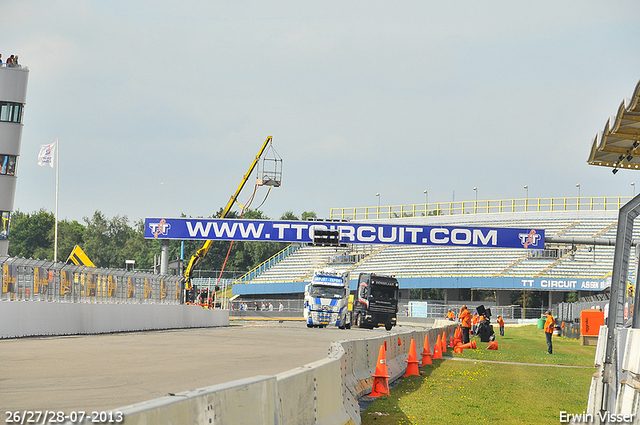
[421, 335, 433, 366]
[432, 334, 443, 359]
[405, 339, 420, 377]
[370, 345, 391, 397]
[442, 331, 447, 352]
[459, 341, 477, 350]
[448, 336, 455, 348]
[486, 341, 498, 350]
[398, 337, 402, 346]
[454, 328, 462, 346]
[454, 345, 464, 354]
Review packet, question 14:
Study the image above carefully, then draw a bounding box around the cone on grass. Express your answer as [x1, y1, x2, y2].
[448, 336, 454, 348]
[441, 331, 447, 353]
[421, 335, 433, 366]
[404, 338, 420, 377]
[370, 344, 391, 397]
[486, 341, 498, 350]
[454, 345, 464, 354]
[454, 328, 462, 346]
[459, 341, 476, 350]
[432, 334, 443, 359]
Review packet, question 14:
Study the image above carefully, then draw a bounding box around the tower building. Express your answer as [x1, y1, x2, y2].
[0, 61, 29, 255]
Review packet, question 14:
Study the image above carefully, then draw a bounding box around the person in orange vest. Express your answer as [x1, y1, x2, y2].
[497, 315, 505, 336]
[459, 305, 472, 344]
[446, 309, 455, 321]
[472, 312, 480, 335]
[544, 310, 555, 354]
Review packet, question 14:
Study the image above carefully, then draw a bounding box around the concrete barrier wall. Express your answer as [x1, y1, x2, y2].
[587, 325, 640, 422]
[97, 323, 456, 425]
[0, 302, 229, 338]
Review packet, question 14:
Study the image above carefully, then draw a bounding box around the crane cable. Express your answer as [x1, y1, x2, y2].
[215, 183, 260, 289]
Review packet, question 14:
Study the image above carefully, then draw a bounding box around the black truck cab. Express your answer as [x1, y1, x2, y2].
[353, 273, 399, 330]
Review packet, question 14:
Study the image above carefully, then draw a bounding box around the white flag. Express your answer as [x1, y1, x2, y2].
[37, 142, 56, 167]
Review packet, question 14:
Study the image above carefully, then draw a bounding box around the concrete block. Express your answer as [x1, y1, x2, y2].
[117, 375, 278, 425]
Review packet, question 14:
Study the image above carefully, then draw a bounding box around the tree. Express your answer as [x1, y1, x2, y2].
[82, 211, 136, 268]
[8, 209, 54, 259]
[301, 211, 317, 220]
[280, 211, 298, 220]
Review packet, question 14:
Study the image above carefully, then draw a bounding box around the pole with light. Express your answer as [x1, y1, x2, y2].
[473, 187, 478, 214]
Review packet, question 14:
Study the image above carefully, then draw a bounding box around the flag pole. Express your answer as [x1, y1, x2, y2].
[54, 138, 59, 263]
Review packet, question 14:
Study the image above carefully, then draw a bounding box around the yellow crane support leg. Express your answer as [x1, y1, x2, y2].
[183, 136, 273, 289]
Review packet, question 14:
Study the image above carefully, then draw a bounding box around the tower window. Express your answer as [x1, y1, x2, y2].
[0, 155, 16, 176]
[0, 102, 24, 123]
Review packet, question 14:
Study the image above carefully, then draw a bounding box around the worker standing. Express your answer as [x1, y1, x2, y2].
[544, 310, 555, 354]
[472, 312, 480, 335]
[497, 315, 505, 336]
[459, 305, 472, 344]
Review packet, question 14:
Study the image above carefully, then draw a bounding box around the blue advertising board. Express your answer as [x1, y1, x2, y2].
[144, 218, 545, 249]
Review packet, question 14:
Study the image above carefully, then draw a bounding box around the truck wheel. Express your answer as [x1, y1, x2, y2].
[346, 322, 351, 330]
[307, 324, 313, 328]
[354, 313, 360, 328]
[385, 323, 393, 331]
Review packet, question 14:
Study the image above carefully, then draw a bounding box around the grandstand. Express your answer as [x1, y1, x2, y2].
[233, 197, 635, 302]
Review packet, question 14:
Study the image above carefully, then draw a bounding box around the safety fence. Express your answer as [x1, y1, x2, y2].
[0, 256, 182, 304]
[330, 196, 631, 220]
[407, 301, 547, 320]
[81, 324, 457, 425]
[556, 294, 615, 323]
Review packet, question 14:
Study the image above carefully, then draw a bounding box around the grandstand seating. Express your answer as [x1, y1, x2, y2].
[238, 209, 637, 284]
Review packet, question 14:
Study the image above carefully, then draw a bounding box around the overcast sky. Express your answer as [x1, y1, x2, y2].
[4, 1, 640, 224]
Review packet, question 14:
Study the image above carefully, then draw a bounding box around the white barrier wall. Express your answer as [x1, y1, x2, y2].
[103, 323, 457, 425]
[587, 326, 640, 423]
[0, 302, 228, 338]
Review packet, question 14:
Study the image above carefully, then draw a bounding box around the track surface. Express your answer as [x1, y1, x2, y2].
[0, 321, 408, 413]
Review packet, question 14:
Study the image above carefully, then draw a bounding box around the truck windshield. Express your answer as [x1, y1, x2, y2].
[309, 285, 344, 299]
[370, 281, 397, 301]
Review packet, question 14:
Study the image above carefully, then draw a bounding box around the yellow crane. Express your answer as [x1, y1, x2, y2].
[183, 136, 280, 289]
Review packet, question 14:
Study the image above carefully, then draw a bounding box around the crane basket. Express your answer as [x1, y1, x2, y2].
[256, 142, 282, 187]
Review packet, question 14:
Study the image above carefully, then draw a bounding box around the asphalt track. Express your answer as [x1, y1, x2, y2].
[0, 320, 412, 414]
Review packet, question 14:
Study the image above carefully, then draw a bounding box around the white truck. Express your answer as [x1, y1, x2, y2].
[304, 269, 352, 329]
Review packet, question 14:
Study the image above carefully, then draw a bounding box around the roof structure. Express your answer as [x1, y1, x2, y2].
[588, 79, 640, 173]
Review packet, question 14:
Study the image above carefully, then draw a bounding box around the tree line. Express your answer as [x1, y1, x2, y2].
[8, 208, 317, 277]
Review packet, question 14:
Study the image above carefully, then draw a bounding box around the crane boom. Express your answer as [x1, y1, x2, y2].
[183, 136, 273, 289]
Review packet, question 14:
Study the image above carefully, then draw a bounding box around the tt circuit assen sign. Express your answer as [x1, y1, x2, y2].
[144, 218, 545, 249]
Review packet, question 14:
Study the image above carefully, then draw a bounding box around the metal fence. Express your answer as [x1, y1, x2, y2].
[330, 196, 631, 220]
[0, 256, 183, 304]
[405, 302, 548, 320]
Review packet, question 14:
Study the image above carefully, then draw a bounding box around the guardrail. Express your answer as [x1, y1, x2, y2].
[330, 196, 631, 220]
[94, 323, 457, 425]
[0, 255, 182, 304]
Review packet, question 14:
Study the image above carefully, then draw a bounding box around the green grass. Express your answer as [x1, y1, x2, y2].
[361, 326, 596, 425]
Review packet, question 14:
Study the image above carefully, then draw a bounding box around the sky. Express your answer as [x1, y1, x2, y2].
[3, 1, 640, 225]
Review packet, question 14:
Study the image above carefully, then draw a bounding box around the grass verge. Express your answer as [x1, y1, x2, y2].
[361, 325, 596, 425]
